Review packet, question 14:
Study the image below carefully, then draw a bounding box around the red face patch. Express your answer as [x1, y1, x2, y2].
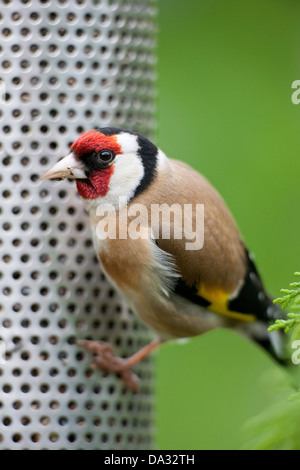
[71, 129, 122, 199]
[71, 130, 122, 158]
[76, 167, 115, 199]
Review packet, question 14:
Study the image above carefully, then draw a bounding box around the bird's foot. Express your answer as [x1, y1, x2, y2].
[77, 339, 161, 392]
[77, 340, 140, 392]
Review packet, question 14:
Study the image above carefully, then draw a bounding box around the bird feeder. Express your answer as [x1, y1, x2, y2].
[0, 0, 156, 450]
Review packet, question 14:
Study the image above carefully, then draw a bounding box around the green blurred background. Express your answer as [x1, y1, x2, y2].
[155, 0, 300, 450]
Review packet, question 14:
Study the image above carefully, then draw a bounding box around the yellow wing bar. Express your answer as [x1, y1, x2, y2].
[198, 285, 256, 323]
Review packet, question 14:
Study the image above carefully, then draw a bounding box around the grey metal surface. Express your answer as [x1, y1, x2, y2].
[0, 0, 156, 449]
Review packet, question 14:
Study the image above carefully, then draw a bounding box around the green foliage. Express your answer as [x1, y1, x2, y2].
[242, 391, 300, 450]
[242, 273, 300, 450]
[268, 273, 300, 341]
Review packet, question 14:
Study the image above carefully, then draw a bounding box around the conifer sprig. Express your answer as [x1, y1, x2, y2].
[268, 273, 300, 334]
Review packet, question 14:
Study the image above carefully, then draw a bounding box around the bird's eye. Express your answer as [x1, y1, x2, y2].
[97, 149, 115, 163]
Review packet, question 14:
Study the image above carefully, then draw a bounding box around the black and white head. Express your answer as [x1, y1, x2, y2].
[41, 127, 165, 210]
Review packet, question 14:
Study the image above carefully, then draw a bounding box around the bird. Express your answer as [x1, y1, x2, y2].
[41, 127, 286, 391]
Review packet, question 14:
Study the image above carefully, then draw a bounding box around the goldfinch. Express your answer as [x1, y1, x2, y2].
[41, 127, 285, 391]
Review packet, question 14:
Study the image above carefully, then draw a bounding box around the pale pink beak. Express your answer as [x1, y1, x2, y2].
[40, 152, 87, 180]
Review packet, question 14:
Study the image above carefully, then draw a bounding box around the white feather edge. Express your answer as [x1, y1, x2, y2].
[150, 234, 180, 298]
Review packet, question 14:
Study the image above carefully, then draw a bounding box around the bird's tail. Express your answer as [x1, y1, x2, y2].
[255, 328, 287, 365]
[250, 301, 289, 366]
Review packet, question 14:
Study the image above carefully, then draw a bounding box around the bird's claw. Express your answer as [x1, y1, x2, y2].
[77, 340, 140, 392]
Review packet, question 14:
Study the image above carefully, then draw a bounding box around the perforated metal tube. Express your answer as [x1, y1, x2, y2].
[0, 0, 156, 450]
